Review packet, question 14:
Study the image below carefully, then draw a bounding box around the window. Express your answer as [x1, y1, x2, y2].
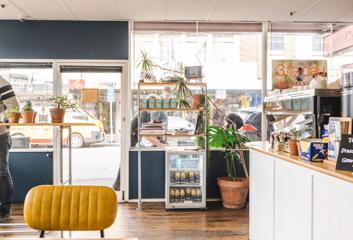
[269, 35, 284, 52]
[0, 63, 53, 149]
[132, 30, 262, 144]
[268, 27, 328, 90]
[312, 35, 323, 52]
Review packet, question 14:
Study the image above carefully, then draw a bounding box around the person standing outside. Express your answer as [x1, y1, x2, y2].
[0, 75, 19, 222]
[296, 67, 304, 85]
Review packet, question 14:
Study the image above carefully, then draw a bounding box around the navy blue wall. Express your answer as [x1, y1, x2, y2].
[129, 151, 166, 199]
[0, 20, 128, 59]
[9, 151, 53, 203]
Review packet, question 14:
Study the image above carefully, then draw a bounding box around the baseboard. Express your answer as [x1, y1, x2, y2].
[127, 198, 221, 203]
[128, 198, 165, 202]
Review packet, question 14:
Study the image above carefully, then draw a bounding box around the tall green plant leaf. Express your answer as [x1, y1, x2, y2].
[208, 125, 248, 179]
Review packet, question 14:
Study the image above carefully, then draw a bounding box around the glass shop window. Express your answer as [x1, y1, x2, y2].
[132, 31, 263, 145]
[0, 63, 54, 150]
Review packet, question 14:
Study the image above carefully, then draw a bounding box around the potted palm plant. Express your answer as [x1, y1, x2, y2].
[173, 77, 192, 109]
[48, 97, 77, 123]
[21, 101, 36, 123]
[137, 50, 156, 82]
[208, 125, 249, 209]
[5, 106, 21, 123]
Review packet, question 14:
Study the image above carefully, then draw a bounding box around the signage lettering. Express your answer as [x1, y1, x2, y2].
[336, 134, 353, 172]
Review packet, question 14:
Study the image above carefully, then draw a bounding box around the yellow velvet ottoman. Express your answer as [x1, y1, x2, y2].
[24, 185, 117, 238]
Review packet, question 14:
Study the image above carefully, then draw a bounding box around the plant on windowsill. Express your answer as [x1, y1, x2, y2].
[208, 125, 249, 209]
[48, 96, 77, 123]
[5, 106, 21, 123]
[21, 101, 36, 123]
[137, 49, 185, 83]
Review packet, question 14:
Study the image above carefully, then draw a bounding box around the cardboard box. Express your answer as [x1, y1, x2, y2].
[299, 139, 328, 162]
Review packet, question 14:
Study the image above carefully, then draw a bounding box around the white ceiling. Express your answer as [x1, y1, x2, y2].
[0, 0, 352, 22]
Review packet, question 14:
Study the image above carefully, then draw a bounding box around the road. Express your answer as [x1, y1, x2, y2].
[63, 144, 121, 186]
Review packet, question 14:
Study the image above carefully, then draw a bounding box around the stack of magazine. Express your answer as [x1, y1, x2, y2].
[140, 122, 166, 135]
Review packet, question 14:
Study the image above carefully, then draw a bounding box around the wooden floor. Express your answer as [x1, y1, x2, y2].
[1, 202, 249, 240]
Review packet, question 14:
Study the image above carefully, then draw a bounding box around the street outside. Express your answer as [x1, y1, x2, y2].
[63, 139, 121, 187]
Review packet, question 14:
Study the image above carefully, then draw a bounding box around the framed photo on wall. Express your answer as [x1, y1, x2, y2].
[272, 60, 327, 90]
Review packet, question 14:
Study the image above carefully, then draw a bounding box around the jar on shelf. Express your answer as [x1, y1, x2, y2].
[141, 99, 148, 109]
[163, 99, 170, 109]
[156, 99, 163, 109]
[170, 98, 177, 109]
[148, 98, 156, 108]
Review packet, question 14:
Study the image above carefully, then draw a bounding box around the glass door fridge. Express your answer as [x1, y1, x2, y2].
[165, 150, 206, 209]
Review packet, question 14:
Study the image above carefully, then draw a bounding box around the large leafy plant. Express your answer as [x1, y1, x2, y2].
[208, 125, 249, 180]
[49, 97, 77, 110]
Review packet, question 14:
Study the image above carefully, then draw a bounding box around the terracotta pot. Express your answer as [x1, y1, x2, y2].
[217, 177, 249, 209]
[21, 111, 36, 123]
[288, 139, 299, 156]
[50, 108, 65, 123]
[7, 112, 21, 123]
[192, 94, 203, 109]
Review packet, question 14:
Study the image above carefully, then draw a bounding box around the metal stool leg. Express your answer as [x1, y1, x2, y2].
[100, 230, 104, 238]
[39, 230, 45, 238]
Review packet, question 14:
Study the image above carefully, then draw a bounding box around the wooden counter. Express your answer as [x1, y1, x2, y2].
[246, 141, 353, 184]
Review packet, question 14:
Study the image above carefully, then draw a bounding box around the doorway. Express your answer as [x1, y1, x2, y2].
[58, 64, 125, 189]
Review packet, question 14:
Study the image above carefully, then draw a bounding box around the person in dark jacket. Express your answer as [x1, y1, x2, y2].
[0, 75, 20, 222]
[226, 113, 244, 130]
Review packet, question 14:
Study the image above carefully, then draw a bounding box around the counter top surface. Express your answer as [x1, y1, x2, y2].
[246, 141, 353, 184]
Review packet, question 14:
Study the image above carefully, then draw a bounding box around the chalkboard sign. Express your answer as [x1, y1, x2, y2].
[336, 134, 353, 172]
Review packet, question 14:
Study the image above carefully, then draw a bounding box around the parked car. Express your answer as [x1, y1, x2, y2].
[10, 108, 105, 148]
[236, 106, 274, 141]
[167, 116, 195, 132]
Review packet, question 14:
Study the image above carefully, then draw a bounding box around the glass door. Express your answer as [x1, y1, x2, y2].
[59, 64, 123, 187]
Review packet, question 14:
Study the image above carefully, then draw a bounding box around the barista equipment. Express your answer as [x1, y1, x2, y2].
[342, 72, 353, 121]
